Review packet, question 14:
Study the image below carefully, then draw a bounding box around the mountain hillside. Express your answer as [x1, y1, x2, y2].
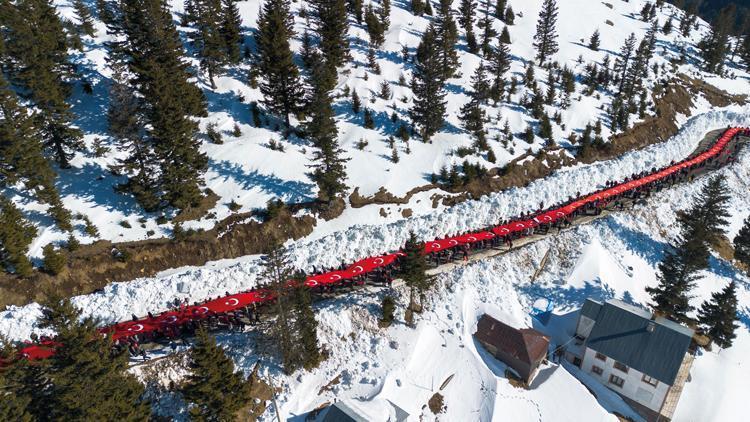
[1, 0, 747, 268]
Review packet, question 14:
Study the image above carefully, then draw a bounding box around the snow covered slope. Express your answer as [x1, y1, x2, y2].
[2, 107, 748, 342]
[134, 141, 750, 421]
[3, 112, 750, 421]
[8, 0, 748, 258]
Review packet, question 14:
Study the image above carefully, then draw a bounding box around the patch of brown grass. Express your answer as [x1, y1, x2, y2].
[710, 235, 735, 262]
[428, 392, 445, 414]
[0, 208, 316, 308]
[172, 189, 221, 223]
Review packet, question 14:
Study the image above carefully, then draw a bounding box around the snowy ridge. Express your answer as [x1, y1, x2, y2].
[1, 107, 748, 343]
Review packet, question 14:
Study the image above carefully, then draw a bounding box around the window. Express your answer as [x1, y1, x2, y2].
[642, 374, 659, 387]
[595, 352, 607, 362]
[592, 365, 603, 375]
[613, 361, 629, 373]
[609, 374, 625, 388]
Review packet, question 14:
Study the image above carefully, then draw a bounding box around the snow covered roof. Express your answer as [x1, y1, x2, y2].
[320, 399, 408, 422]
[474, 314, 549, 365]
[584, 299, 694, 385]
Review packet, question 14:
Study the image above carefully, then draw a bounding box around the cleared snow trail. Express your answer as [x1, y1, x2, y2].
[1, 107, 749, 342]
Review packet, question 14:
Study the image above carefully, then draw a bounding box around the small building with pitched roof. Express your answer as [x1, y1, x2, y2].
[566, 298, 696, 422]
[474, 314, 550, 384]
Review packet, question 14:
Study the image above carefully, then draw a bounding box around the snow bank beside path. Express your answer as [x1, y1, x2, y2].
[286, 106, 750, 269]
[1, 107, 749, 342]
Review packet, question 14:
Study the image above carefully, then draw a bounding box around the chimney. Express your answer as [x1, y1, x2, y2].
[646, 321, 656, 333]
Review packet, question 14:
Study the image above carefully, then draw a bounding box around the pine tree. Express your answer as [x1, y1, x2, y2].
[533, 0, 559, 64]
[644, 19, 659, 61]
[698, 282, 739, 348]
[621, 40, 650, 107]
[662, 13, 673, 35]
[0, 197, 36, 276]
[73, 0, 95, 36]
[348, 0, 363, 22]
[300, 29, 316, 69]
[410, 26, 447, 142]
[365, 4, 385, 47]
[689, 175, 731, 245]
[182, 328, 250, 420]
[411, 0, 424, 16]
[670, 175, 731, 274]
[614, 33, 637, 93]
[741, 35, 750, 71]
[479, 2, 495, 57]
[679, 2, 698, 37]
[255, 0, 304, 129]
[495, 0, 505, 19]
[460, 63, 488, 150]
[122, 0, 208, 210]
[306, 60, 348, 203]
[538, 113, 553, 143]
[545, 69, 556, 104]
[524, 61, 536, 88]
[400, 232, 428, 310]
[351, 90, 361, 113]
[699, 5, 735, 74]
[194, 0, 227, 82]
[0, 75, 64, 211]
[107, 63, 159, 211]
[292, 284, 321, 369]
[37, 297, 151, 420]
[504, 5, 514, 25]
[734, 216, 750, 272]
[523, 125, 535, 144]
[311, 0, 350, 69]
[640, 2, 652, 21]
[380, 0, 391, 29]
[194, 0, 226, 85]
[1, 0, 83, 168]
[647, 246, 698, 323]
[434, 0, 459, 80]
[499, 25, 510, 44]
[0, 341, 52, 421]
[42, 244, 66, 275]
[96, 0, 116, 27]
[588, 29, 600, 51]
[489, 39, 510, 102]
[220, 0, 243, 63]
[458, 0, 477, 53]
[260, 243, 299, 372]
[380, 295, 396, 326]
[0, 356, 35, 421]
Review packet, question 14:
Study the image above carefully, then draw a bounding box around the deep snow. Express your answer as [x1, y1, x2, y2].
[2, 107, 749, 342]
[7, 0, 749, 259]
[3, 0, 750, 419]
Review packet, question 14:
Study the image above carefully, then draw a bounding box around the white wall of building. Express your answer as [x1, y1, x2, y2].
[580, 347, 670, 412]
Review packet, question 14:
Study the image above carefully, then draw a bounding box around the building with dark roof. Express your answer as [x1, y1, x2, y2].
[474, 314, 550, 384]
[313, 398, 408, 422]
[566, 299, 695, 422]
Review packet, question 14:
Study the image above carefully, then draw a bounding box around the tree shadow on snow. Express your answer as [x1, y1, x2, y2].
[208, 159, 316, 203]
[604, 219, 668, 267]
[56, 162, 143, 216]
